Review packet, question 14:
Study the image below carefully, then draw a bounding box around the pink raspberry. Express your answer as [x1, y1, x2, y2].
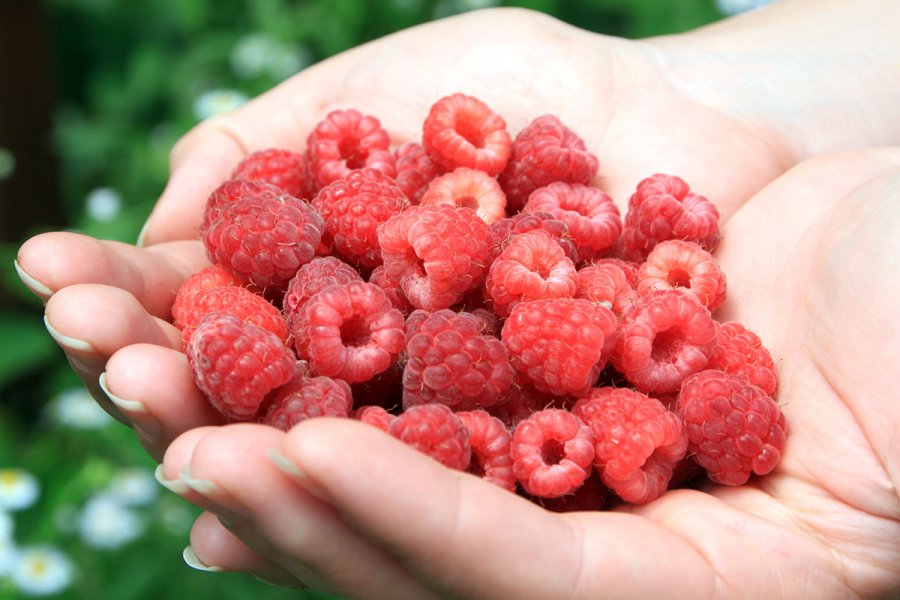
[637, 240, 727, 311]
[171, 265, 243, 324]
[368, 265, 413, 314]
[422, 93, 511, 176]
[489, 373, 559, 429]
[510, 409, 594, 498]
[187, 314, 296, 421]
[282, 256, 362, 326]
[498, 114, 599, 212]
[485, 230, 578, 317]
[611, 289, 717, 393]
[293, 281, 405, 384]
[263, 372, 353, 431]
[708, 322, 778, 396]
[572, 387, 687, 504]
[311, 169, 410, 268]
[590, 257, 640, 288]
[524, 182, 621, 263]
[532, 474, 608, 512]
[420, 167, 506, 224]
[402, 309, 514, 411]
[393, 141, 444, 203]
[389, 404, 471, 470]
[231, 148, 309, 199]
[349, 361, 403, 410]
[620, 174, 720, 261]
[677, 369, 787, 486]
[502, 298, 617, 396]
[354, 405, 394, 432]
[377, 204, 492, 311]
[575, 263, 639, 317]
[202, 192, 325, 292]
[490, 210, 578, 263]
[305, 109, 396, 191]
[201, 179, 283, 235]
[456, 410, 516, 492]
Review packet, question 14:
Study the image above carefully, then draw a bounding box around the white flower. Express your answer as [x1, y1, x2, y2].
[106, 469, 158, 507]
[231, 33, 311, 81]
[715, 0, 775, 16]
[0, 511, 12, 540]
[0, 147, 14, 181]
[78, 494, 144, 550]
[46, 387, 112, 429]
[85, 187, 122, 222]
[10, 546, 74, 597]
[0, 537, 15, 576]
[0, 469, 39, 512]
[193, 89, 249, 121]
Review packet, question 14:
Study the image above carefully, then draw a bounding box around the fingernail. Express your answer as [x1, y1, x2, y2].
[13, 260, 53, 298]
[136, 220, 150, 248]
[154, 464, 189, 495]
[182, 545, 224, 573]
[98, 372, 161, 438]
[98, 372, 147, 413]
[43, 315, 94, 353]
[179, 465, 220, 495]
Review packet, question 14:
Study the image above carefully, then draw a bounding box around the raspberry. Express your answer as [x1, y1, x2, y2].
[422, 93, 511, 176]
[468, 307, 500, 338]
[532, 473, 608, 512]
[187, 314, 296, 421]
[402, 309, 514, 411]
[377, 204, 492, 311]
[231, 148, 309, 199]
[354, 405, 394, 432]
[367, 265, 413, 314]
[311, 169, 410, 268]
[611, 289, 717, 393]
[282, 256, 363, 326]
[349, 361, 403, 410]
[171, 265, 243, 324]
[485, 230, 578, 317]
[620, 174, 720, 261]
[388, 404, 471, 470]
[456, 410, 516, 492]
[489, 210, 578, 263]
[524, 182, 621, 263]
[502, 298, 617, 396]
[293, 281, 405, 384]
[489, 373, 559, 428]
[589, 257, 640, 288]
[707, 322, 778, 396]
[201, 179, 283, 235]
[420, 167, 506, 224]
[575, 263, 639, 317]
[263, 373, 353, 431]
[572, 387, 687, 504]
[305, 109, 396, 191]
[509, 409, 594, 498]
[175, 284, 290, 349]
[394, 141, 444, 203]
[637, 240, 727, 311]
[202, 192, 325, 292]
[498, 114, 599, 212]
[677, 369, 787, 486]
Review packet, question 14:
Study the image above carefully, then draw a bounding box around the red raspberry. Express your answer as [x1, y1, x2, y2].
[510, 409, 594, 498]
[422, 93, 511, 176]
[468, 307, 500, 338]
[637, 240, 727, 311]
[187, 314, 296, 421]
[489, 210, 578, 263]
[311, 169, 410, 268]
[175, 284, 290, 349]
[367, 265, 413, 314]
[282, 256, 362, 326]
[572, 387, 687, 504]
[498, 114, 599, 212]
[620, 174, 720, 261]
[590, 257, 640, 288]
[489, 373, 559, 428]
[524, 182, 621, 263]
[394, 141, 444, 203]
[502, 298, 617, 396]
[305, 109, 396, 191]
[532, 473, 608, 512]
[171, 265, 243, 324]
[575, 263, 639, 317]
[201, 179, 283, 235]
[349, 360, 403, 410]
[377, 204, 492, 311]
[402, 309, 514, 411]
[203, 192, 325, 292]
[456, 410, 516, 492]
[354, 405, 394, 432]
[611, 289, 717, 393]
[677, 369, 787, 486]
[420, 167, 506, 224]
[708, 322, 777, 396]
[388, 404, 471, 470]
[485, 230, 578, 317]
[293, 281, 405, 384]
[231, 148, 309, 199]
[263, 373, 353, 431]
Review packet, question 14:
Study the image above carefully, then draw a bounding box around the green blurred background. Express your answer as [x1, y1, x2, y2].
[0, 0, 740, 597]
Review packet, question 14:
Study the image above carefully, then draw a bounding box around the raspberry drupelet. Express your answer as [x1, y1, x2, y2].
[231, 148, 309, 199]
[389, 404, 472, 470]
[419, 167, 507, 224]
[422, 93, 511, 176]
[637, 239, 727, 311]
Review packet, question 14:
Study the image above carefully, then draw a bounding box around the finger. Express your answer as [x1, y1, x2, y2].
[16, 232, 208, 318]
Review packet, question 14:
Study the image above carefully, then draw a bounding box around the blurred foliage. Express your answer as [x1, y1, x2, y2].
[1, 0, 724, 597]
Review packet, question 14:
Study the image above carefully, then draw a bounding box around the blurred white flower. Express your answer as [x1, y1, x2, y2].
[46, 387, 112, 429]
[0, 147, 14, 181]
[85, 187, 122, 222]
[0, 511, 12, 540]
[267, 44, 311, 81]
[159, 500, 194, 535]
[193, 89, 249, 121]
[10, 546, 73, 597]
[106, 468, 158, 507]
[0, 537, 16, 577]
[230, 33, 311, 81]
[715, 0, 776, 16]
[0, 470, 39, 512]
[78, 494, 144, 550]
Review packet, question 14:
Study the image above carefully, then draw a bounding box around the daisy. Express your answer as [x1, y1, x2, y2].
[10, 546, 73, 596]
[0, 469, 39, 511]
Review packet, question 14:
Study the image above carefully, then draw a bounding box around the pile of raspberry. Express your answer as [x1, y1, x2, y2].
[173, 93, 787, 510]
